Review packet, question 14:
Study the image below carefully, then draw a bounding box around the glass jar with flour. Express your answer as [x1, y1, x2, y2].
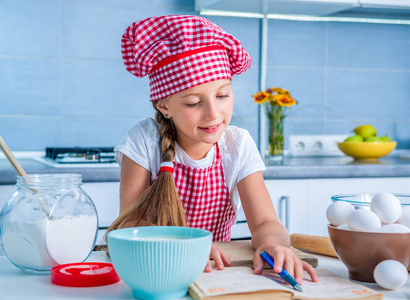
[0, 174, 98, 274]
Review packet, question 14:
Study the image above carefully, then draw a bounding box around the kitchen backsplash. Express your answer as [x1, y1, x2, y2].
[1, 0, 409, 151]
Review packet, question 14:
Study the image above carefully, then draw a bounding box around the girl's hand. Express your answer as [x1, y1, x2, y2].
[253, 244, 318, 285]
[204, 243, 231, 272]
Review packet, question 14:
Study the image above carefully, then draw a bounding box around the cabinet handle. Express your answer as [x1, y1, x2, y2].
[278, 196, 289, 230]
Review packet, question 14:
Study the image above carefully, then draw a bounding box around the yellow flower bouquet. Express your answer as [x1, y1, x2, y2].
[252, 87, 297, 157]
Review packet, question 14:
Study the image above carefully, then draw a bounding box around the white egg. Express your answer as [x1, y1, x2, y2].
[381, 223, 410, 233]
[397, 206, 410, 229]
[337, 224, 349, 230]
[326, 201, 355, 226]
[348, 209, 381, 232]
[370, 193, 402, 224]
[373, 260, 408, 290]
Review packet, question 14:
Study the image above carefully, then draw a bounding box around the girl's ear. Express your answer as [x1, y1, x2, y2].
[156, 98, 169, 116]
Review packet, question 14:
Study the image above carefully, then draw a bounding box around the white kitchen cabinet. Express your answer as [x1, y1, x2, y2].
[80, 182, 120, 245]
[0, 185, 17, 255]
[265, 179, 309, 235]
[81, 182, 120, 228]
[306, 177, 410, 236]
[0, 182, 120, 248]
[195, 0, 360, 16]
[231, 180, 309, 238]
[2, 177, 410, 247]
[195, 0, 410, 19]
[0, 185, 17, 208]
[0, 183, 120, 227]
[359, 0, 410, 9]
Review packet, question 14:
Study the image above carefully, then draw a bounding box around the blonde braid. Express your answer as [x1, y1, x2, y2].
[106, 99, 186, 236]
[153, 105, 186, 226]
[155, 108, 176, 163]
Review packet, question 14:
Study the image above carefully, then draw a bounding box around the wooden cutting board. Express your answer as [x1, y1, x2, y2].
[211, 240, 318, 269]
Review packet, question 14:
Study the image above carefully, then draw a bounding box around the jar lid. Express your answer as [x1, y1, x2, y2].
[50, 262, 121, 287]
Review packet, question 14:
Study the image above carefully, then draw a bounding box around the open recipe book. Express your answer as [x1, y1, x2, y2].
[189, 267, 383, 300]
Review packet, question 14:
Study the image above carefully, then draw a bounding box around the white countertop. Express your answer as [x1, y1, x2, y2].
[0, 252, 409, 300]
[0, 252, 190, 300]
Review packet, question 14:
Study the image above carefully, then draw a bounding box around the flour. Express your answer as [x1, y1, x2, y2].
[2, 219, 55, 268]
[2, 215, 97, 269]
[46, 215, 97, 264]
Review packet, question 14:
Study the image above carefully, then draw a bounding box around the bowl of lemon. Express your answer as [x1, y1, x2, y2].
[338, 125, 396, 161]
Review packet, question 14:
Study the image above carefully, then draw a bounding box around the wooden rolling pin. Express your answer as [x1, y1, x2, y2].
[290, 233, 410, 272]
[290, 233, 337, 257]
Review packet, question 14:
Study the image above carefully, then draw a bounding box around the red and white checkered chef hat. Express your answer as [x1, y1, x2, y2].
[121, 15, 252, 101]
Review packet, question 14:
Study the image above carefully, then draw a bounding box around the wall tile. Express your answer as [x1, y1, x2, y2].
[232, 65, 259, 118]
[325, 120, 394, 136]
[0, 58, 62, 115]
[206, 16, 260, 64]
[267, 20, 326, 67]
[0, 0, 62, 57]
[266, 67, 326, 120]
[285, 120, 326, 136]
[64, 0, 197, 60]
[63, 59, 153, 118]
[283, 120, 326, 150]
[0, 117, 62, 151]
[328, 22, 410, 69]
[326, 69, 410, 120]
[1, 0, 410, 152]
[230, 67, 260, 145]
[392, 122, 410, 149]
[63, 117, 142, 147]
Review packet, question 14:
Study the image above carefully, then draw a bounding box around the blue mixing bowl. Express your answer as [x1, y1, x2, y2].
[107, 226, 212, 300]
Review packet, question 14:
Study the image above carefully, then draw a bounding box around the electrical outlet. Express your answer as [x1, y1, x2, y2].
[288, 135, 348, 157]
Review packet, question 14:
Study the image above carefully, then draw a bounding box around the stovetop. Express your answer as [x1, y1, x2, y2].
[45, 147, 116, 164]
[31, 147, 119, 168]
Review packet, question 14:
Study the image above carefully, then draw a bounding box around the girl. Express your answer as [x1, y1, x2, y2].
[108, 15, 317, 284]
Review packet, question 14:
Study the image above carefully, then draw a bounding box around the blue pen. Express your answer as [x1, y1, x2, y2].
[260, 251, 303, 292]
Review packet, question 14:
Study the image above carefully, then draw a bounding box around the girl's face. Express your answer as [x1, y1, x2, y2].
[157, 79, 233, 159]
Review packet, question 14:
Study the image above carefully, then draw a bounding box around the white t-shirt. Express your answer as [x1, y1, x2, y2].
[114, 118, 266, 214]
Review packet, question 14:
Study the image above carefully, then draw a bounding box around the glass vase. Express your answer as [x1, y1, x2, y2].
[268, 115, 284, 160]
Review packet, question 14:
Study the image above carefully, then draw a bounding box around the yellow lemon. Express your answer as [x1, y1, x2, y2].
[354, 124, 377, 139]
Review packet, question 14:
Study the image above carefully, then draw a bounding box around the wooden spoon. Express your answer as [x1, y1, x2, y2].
[0, 136, 28, 177]
[0, 136, 51, 217]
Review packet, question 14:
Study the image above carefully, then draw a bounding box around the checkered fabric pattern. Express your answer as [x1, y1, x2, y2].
[173, 143, 236, 241]
[121, 15, 252, 101]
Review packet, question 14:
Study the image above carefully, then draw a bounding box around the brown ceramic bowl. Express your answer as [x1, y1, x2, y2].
[328, 225, 410, 282]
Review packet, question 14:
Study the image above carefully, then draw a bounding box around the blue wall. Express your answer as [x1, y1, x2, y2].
[1, 0, 409, 151]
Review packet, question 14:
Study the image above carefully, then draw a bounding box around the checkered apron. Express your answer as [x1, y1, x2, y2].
[172, 143, 236, 241]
